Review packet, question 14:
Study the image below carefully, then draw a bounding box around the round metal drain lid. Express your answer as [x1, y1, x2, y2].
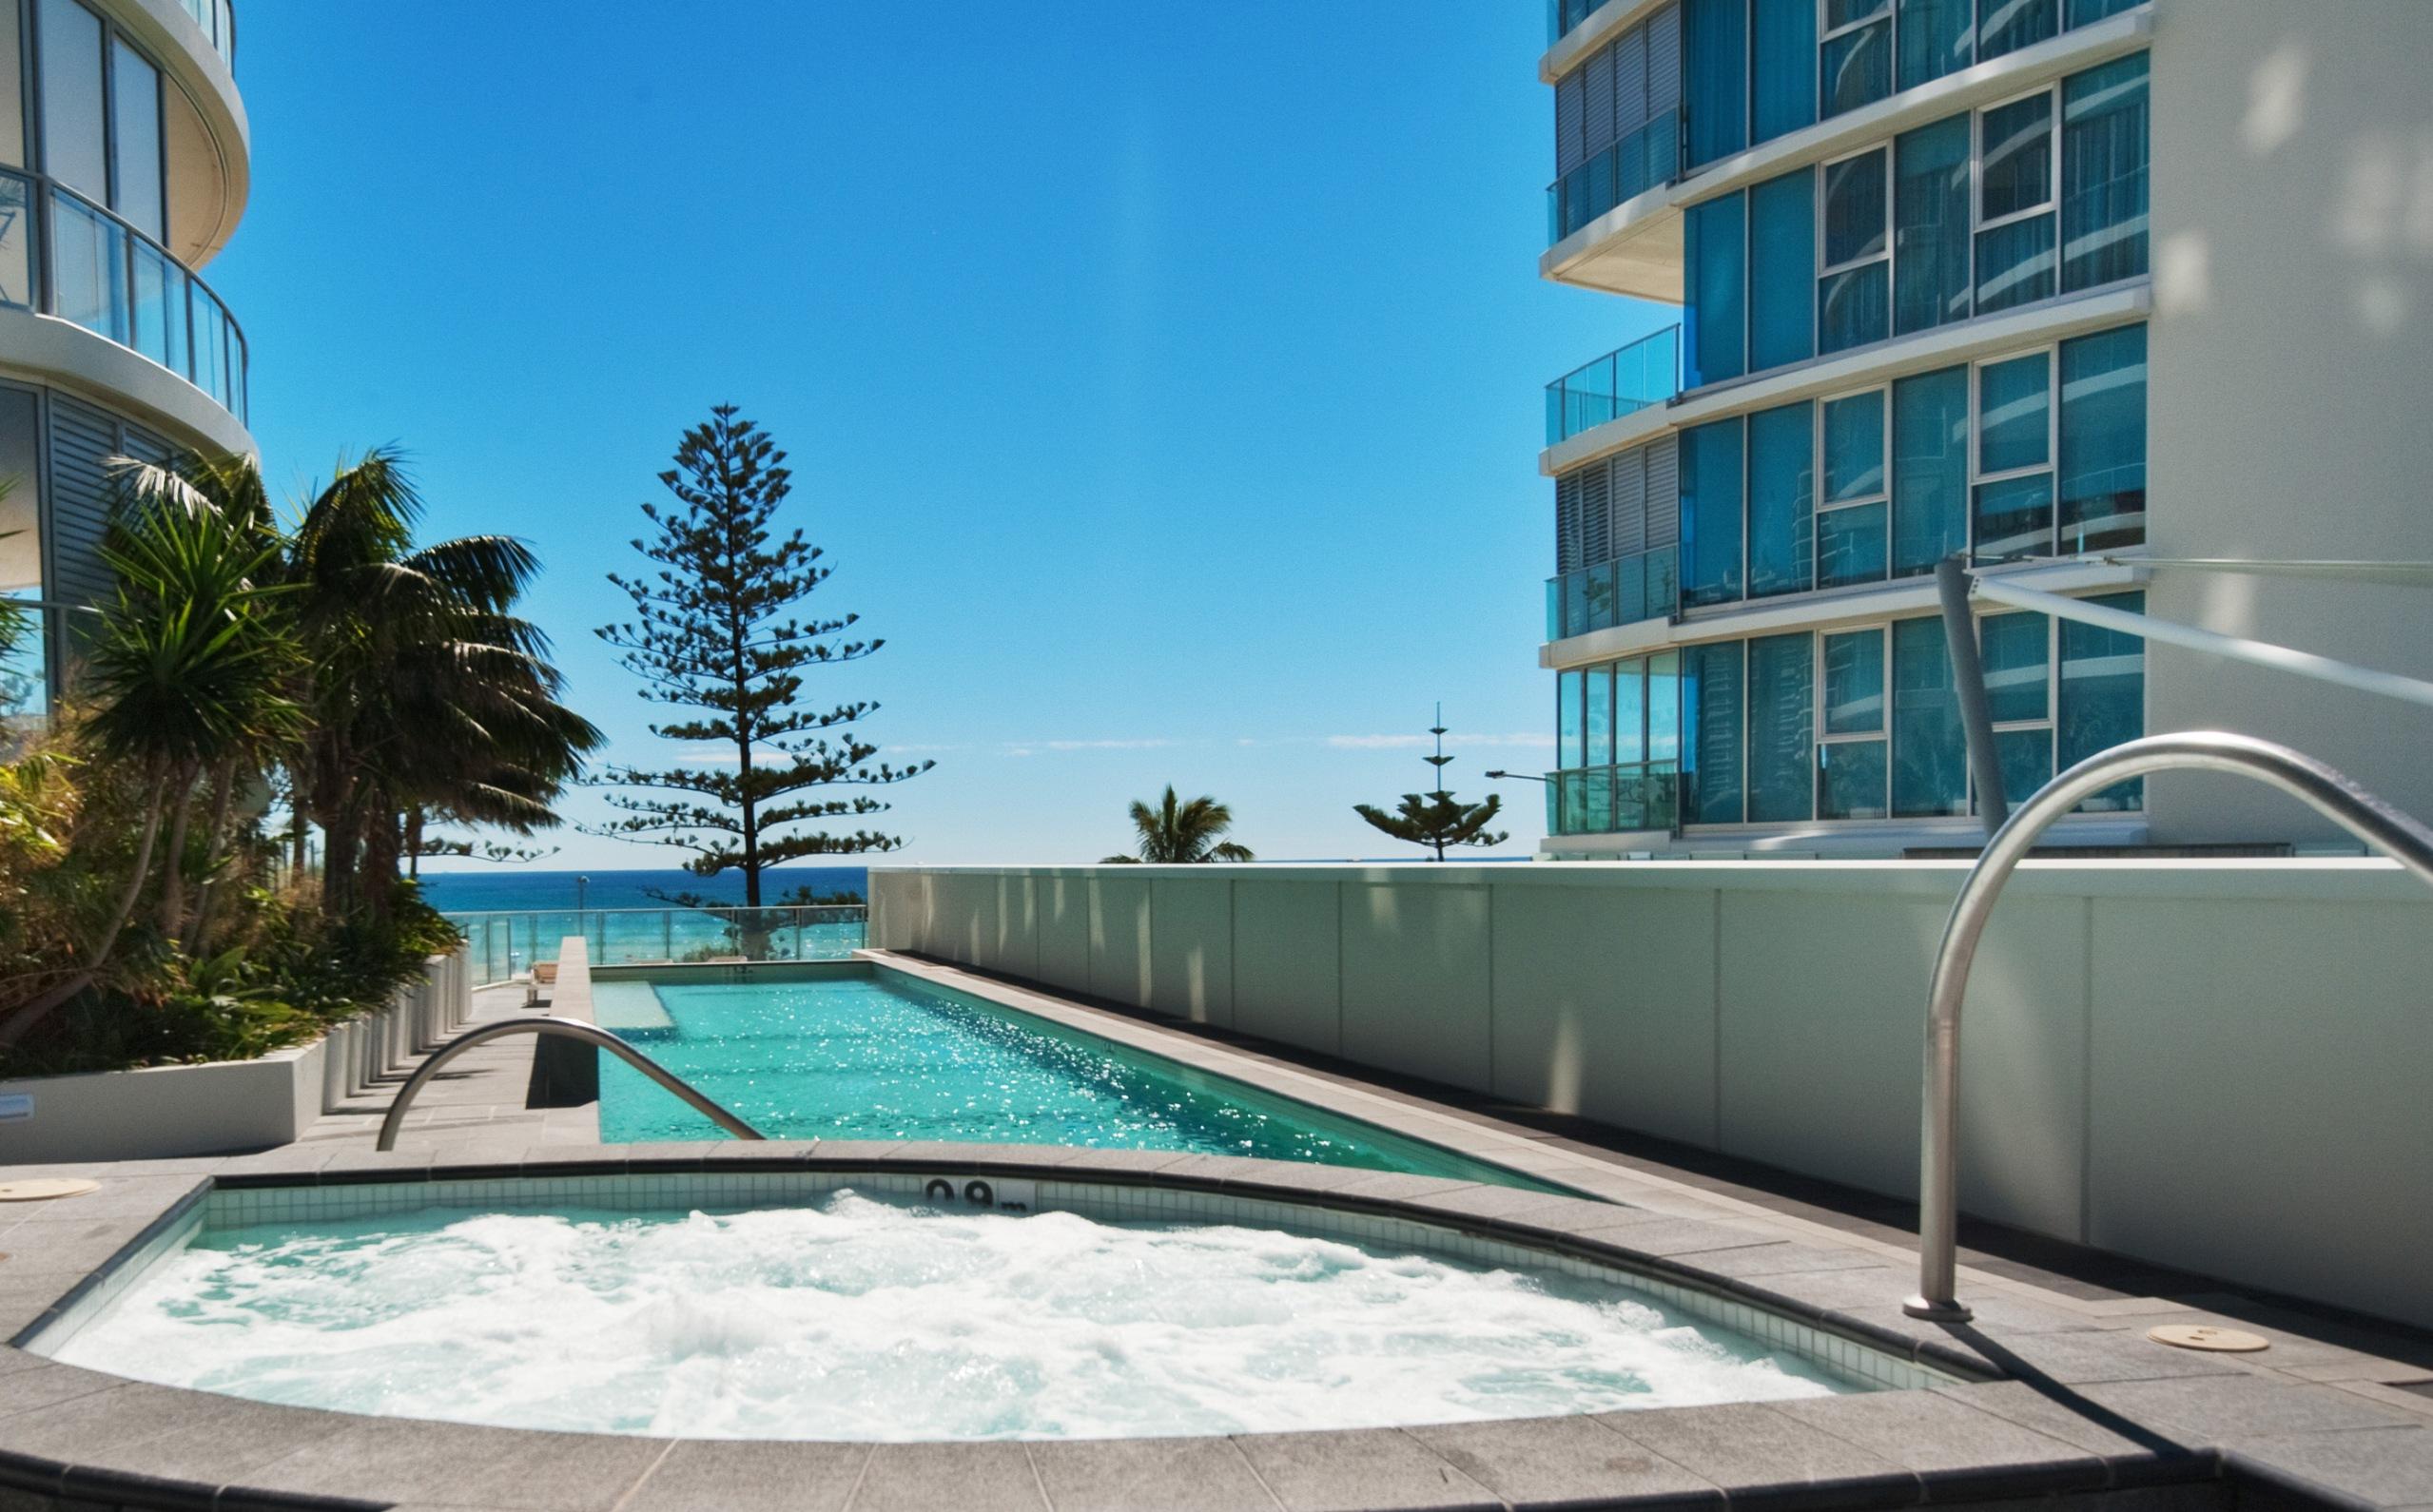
[2149, 1324, 2269, 1352]
[0, 1179, 100, 1202]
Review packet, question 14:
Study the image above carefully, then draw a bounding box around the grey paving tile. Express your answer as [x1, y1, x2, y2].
[0, 1362, 125, 1418]
[1574, 1218, 1803, 1262]
[1028, 1435, 1282, 1512]
[2229, 1425, 2433, 1507]
[1964, 1328, 2262, 1387]
[621, 1439, 870, 1512]
[1323, 1174, 1486, 1207]
[0, 1386, 331, 1486]
[848, 1443, 1046, 1512]
[1403, 1413, 1721, 1510]
[1661, 1242, 1891, 1280]
[1608, 1402, 1918, 1508]
[1930, 1382, 2219, 1484]
[2077, 1375, 2418, 1444]
[1229, 1428, 1499, 1511]
[1772, 1390, 2107, 1498]
[239, 1417, 668, 1510]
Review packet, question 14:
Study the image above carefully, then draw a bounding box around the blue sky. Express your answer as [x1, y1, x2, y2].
[219, 2, 1672, 865]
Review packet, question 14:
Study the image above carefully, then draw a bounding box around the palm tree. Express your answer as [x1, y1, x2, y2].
[1103, 785, 1255, 863]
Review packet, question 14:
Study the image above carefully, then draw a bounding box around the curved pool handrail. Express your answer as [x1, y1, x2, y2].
[376, 1016, 767, 1152]
[1906, 730, 2433, 1322]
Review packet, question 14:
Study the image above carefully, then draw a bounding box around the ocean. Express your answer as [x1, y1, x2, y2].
[416, 866, 869, 914]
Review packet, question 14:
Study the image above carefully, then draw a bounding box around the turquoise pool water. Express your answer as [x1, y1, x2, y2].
[594, 968, 1551, 1188]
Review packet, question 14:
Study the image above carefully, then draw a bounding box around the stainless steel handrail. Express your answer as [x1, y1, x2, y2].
[1905, 731, 2433, 1321]
[375, 1016, 767, 1151]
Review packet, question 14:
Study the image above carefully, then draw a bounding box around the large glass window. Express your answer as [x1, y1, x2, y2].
[2057, 323, 2145, 552]
[1686, 193, 1747, 387]
[2060, 52, 2149, 292]
[1896, 0, 1973, 90]
[1819, 148, 1889, 353]
[1973, 351, 2053, 561]
[109, 38, 162, 242]
[1585, 664, 1615, 768]
[1685, 0, 1749, 168]
[2065, 0, 2138, 22]
[1, 0, 25, 167]
[1748, 167, 1817, 372]
[1615, 657, 1647, 765]
[1976, 92, 2057, 312]
[1891, 617, 1967, 816]
[1751, 0, 1819, 144]
[1891, 364, 1969, 576]
[2058, 590, 2145, 809]
[0, 386, 41, 719]
[1978, 0, 2055, 61]
[1817, 628, 1888, 819]
[1559, 669, 1586, 769]
[1978, 610, 2052, 806]
[1820, 0, 1891, 119]
[1746, 631, 1813, 822]
[1682, 417, 1746, 606]
[0, 173, 29, 308]
[1819, 390, 1888, 588]
[1747, 401, 1815, 599]
[37, 0, 107, 204]
[1893, 115, 1970, 336]
[1684, 640, 1745, 824]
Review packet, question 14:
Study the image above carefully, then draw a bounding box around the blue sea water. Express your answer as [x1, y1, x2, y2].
[417, 866, 867, 913]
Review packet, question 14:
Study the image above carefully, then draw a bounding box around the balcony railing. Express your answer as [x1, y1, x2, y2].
[1546, 545, 1679, 640]
[1547, 109, 1680, 244]
[1547, 0, 1607, 44]
[447, 905, 869, 988]
[179, 0, 235, 67]
[1548, 760, 1680, 836]
[0, 599, 57, 744]
[1546, 324, 1681, 445]
[0, 170, 249, 426]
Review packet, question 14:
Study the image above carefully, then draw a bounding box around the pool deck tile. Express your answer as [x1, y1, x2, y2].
[1601, 1402, 1922, 1510]
[2227, 1426, 2433, 1509]
[1926, 1382, 2222, 1485]
[1227, 1429, 1501, 1512]
[1768, 1389, 2111, 1500]
[1400, 1413, 1722, 1511]
[1026, 1436, 1286, 1512]
[2072, 1374, 2420, 1445]
[618, 1440, 872, 1512]
[234, 1419, 673, 1512]
[847, 1443, 1048, 1512]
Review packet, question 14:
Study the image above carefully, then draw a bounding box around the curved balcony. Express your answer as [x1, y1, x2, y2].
[174, 0, 234, 68]
[0, 168, 249, 430]
[1545, 324, 1679, 446]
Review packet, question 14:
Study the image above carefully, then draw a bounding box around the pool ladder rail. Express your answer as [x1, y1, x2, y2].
[375, 1016, 767, 1152]
[1906, 730, 2433, 1321]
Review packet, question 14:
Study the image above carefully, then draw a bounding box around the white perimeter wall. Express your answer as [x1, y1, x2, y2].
[872, 862, 2433, 1328]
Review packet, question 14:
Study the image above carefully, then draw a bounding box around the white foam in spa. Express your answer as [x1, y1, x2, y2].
[55, 1191, 1847, 1439]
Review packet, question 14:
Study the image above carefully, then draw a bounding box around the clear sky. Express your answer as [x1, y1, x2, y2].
[217, 2, 1672, 866]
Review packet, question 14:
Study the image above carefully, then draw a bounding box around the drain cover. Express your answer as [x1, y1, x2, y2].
[0, 1179, 99, 1202]
[2149, 1324, 2269, 1352]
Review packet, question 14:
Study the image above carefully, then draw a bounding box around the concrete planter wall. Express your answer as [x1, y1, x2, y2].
[872, 862, 2433, 1328]
[0, 947, 472, 1164]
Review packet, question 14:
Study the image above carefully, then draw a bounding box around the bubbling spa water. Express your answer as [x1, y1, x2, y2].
[55, 1191, 1849, 1440]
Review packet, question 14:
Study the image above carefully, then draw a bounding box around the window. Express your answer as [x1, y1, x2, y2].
[1686, 193, 1747, 385]
[1752, 0, 1819, 143]
[1682, 417, 1745, 606]
[1559, 669, 1586, 769]
[2057, 591, 2145, 809]
[2065, 0, 2137, 22]
[1891, 616, 1967, 816]
[1891, 364, 1969, 575]
[37, 0, 107, 203]
[1978, 0, 2055, 61]
[1748, 167, 1816, 371]
[1819, 390, 1888, 587]
[1976, 92, 2057, 312]
[1747, 631, 1814, 821]
[1820, 0, 1891, 118]
[2060, 51, 2149, 291]
[1978, 610, 2052, 805]
[2057, 322, 2145, 552]
[1586, 664, 1616, 768]
[1817, 627, 1889, 819]
[109, 38, 162, 242]
[1893, 115, 1970, 335]
[1973, 351, 2053, 561]
[1896, 0, 1973, 90]
[1684, 640, 1745, 824]
[1747, 401, 1815, 598]
[1, 0, 24, 167]
[1819, 147, 1890, 352]
[1685, 0, 1748, 167]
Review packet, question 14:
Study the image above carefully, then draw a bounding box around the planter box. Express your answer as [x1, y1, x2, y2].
[0, 947, 471, 1165]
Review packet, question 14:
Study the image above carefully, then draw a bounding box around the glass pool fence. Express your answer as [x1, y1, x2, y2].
[446, 905, 868, 988]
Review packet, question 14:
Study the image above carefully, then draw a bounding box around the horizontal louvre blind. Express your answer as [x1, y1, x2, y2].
[1615, 27, 1649, 137]
[1556, 71, 1588, 175]
[1556, 468, 1586, 572]
[1647, 4, 1683, 119]
[1613, 449, 1649, 555]
[1644, 435, 1682, 547]
[46, 395, 120, 626]
[1581, 457, 1613, 564]
[1584, 45, 1618, 159]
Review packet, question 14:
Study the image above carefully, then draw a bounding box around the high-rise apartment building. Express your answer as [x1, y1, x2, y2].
[1536, 0, 2433, 856]
[0, 0, 248, 720]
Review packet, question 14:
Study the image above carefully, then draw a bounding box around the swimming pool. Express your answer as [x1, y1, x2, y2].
[41, 1173, 1898, 1440]
[590, 965, 1548, 1187]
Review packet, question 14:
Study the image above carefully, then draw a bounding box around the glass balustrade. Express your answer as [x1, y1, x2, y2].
[1, 169, 249, 425]
[1549, 760, 1682, 836]
[445, 906, 872, 988]
[0, 600, 58, 746]
[1544, 545, 1681, 640]
[1547, 110, 1682, 244]
[1546, 324, 1682, 444]
[178, 0, 235, 67]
